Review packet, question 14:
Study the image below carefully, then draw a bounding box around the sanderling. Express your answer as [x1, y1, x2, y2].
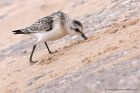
[12, 11, 87, 64]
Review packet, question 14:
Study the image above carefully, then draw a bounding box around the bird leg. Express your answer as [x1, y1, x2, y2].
[29, 45, 37, 64]
[44, 42, 57, 54]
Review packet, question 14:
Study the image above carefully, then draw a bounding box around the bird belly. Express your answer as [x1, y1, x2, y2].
[34, 26, 68, 44]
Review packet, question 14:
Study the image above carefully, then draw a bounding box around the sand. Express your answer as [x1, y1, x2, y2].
[0, 0, 140, 93]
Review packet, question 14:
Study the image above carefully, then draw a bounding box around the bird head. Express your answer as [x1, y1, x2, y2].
[70, 20, 87, 40]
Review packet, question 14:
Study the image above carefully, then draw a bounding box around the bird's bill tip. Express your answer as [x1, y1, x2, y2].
[81, 33, 87, 40]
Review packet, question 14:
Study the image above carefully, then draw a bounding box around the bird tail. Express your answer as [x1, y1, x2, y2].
[12, 30, 26, 34]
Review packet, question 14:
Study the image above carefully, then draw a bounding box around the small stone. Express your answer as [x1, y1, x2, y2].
[132, 60, 138, 66]
[119, 79, 125, 84]
[122, 51, 129, 55]
[97, 81, 101, 84]
[23, 50, 27, 53]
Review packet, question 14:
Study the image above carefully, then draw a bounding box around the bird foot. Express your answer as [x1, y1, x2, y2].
[29, 60, 38, 65]
[49, 51, 58, 54]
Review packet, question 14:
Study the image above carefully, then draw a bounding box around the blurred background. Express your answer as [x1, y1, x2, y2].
[0, 0, 140, 93]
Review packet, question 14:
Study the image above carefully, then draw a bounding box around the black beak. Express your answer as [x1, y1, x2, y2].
[81, 33, 87, 40]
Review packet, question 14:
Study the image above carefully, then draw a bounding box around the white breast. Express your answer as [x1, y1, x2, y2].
[34, 21, 68, 44]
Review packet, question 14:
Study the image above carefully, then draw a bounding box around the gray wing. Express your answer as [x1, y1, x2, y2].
[24, 16, 54, 33]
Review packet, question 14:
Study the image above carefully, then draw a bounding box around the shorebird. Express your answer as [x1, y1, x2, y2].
[12, 11, 87, 64]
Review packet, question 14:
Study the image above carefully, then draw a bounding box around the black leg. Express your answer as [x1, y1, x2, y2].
[45, 42, 58, 54]
[44, 42, 54, 54]
[29, 45, 37, 63]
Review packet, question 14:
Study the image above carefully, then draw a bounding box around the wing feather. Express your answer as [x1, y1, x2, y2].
[25, 16, 54, 33]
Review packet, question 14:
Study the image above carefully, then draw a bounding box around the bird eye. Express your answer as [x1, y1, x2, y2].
[75, 28, 80, 33]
